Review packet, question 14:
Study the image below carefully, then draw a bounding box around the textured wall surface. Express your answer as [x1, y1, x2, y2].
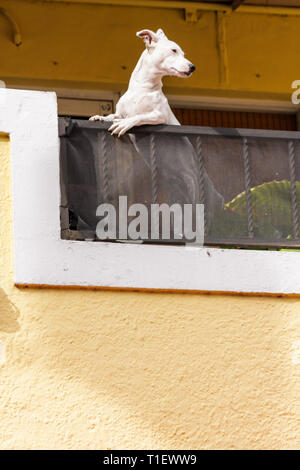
[0, 135, 300, 449]
[0, 0, 299, 100]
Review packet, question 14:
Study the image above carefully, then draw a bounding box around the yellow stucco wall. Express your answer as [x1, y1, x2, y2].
[0, 0, 299, 101]
[1, 134, 300, 449]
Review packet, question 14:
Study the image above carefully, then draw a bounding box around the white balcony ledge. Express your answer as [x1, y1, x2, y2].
[1, 88, 300, 295]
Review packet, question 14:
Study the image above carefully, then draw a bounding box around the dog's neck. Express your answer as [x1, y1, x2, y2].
[128, 50, 164, 92]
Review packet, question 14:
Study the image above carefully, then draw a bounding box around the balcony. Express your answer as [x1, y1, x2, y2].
[59, 117, 300, 249]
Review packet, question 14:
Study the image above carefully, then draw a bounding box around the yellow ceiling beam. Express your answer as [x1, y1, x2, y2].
[39, 0, 300, 17]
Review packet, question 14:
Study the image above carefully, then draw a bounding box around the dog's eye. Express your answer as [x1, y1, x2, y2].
[172, 49, 177, 53]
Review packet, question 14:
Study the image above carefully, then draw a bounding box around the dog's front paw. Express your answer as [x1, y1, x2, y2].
[89, 115, 104, 121]
[108, 117, 136, 137]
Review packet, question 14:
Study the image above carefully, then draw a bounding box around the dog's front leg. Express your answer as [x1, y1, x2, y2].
[109, 111, 165, 137]
[89, 113, 120, 122]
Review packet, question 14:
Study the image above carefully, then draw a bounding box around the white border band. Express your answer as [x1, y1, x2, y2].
[1, 88, 300, 294]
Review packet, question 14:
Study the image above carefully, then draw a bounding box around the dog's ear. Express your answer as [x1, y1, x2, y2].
[136, 29, 159, 50]
[156, 29, 167, 40]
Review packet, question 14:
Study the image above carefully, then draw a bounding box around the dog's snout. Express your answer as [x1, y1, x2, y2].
[189, 63, 196, 73]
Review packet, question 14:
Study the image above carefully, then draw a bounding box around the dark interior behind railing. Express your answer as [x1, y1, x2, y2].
[59, 118, 300, 248]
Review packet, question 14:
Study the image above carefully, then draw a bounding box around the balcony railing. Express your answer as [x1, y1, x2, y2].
[59, 117, 300, 248]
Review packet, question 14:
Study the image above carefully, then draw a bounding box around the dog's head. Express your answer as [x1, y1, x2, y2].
[136, 28, 195, 78]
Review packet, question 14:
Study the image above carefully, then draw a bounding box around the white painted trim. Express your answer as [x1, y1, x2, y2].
[10, 85, 119, 116]
[10, 83, 296, 114]
[9, 84, 119, 102]
[1, 88, 300, 294]
[10, 83, 297, 114]
[167, 94, 297, 114]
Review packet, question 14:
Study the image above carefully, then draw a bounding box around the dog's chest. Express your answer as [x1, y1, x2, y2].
[122, 89, 168, 116]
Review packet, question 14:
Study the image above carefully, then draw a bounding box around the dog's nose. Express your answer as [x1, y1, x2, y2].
[189, 63, 196, 73]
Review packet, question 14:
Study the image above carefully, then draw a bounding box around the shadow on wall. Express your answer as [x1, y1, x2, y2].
[0, 287, 20, 333]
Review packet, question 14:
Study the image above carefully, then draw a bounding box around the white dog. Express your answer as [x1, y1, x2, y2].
[90, 28, 195, 136]
[90, 28, 224, 227]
